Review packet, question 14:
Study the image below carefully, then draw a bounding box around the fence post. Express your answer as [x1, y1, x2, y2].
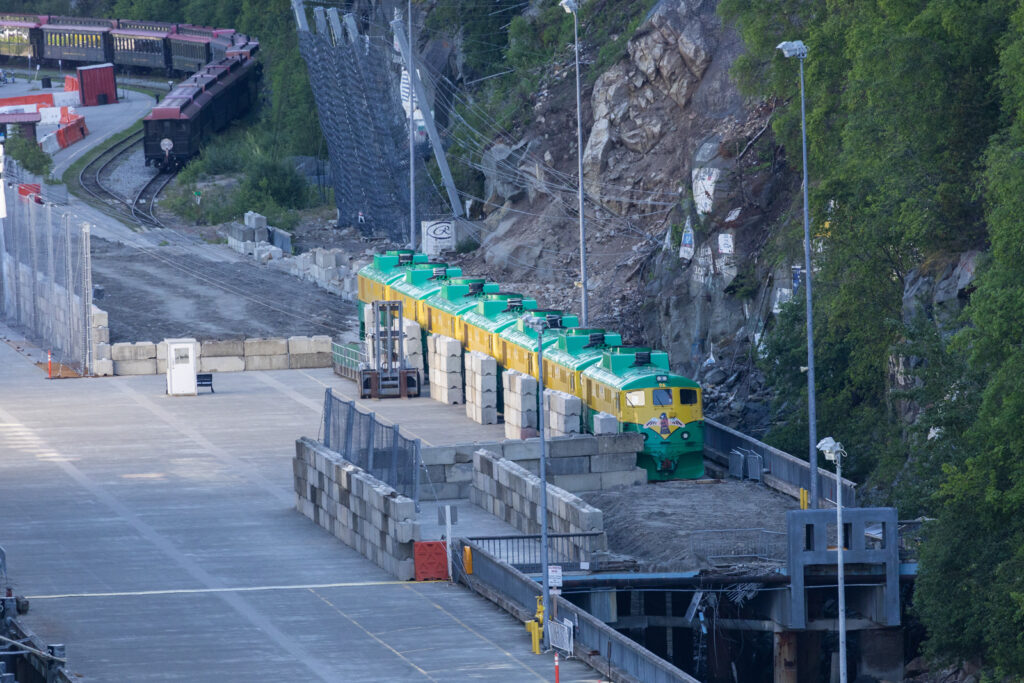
[344, 401, 355, 458]
[390, 424, 400, 491]
[413, 440, 421, 513]
[367, 412, 376, 474]
[322, 388, 333, 449]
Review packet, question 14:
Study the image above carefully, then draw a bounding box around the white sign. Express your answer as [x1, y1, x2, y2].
[548, 564, 563, 588]
[679, 219, 694, 261]
[691, 167, 720, 214]
[718, 233, 734, 255]
[422, 219, 455, 256]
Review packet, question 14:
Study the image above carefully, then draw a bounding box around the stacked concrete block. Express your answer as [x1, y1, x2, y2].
[288, 335, 332, 369]
[244, 211, 268, 229]
[427, 334, 463, 404]
[464, 351, 498, 424]
[244, 337, 289, 370]
[592, 411, 620, 435]
[293, 436, 419, 581]
[470, 449, 607, 560]
[544, 389, 583, 436]
[111, 341, 157, 375]
[418, 445, 473, 499]
[502, 369, 539, 439]
[199, 339, 245, 372]
[90, 305, 113, 376]
[402, 318, 424, 375]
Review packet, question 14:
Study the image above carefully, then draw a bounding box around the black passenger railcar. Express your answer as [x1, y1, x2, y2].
[42, 23, 113, 63]
[168, 33, 209, 74]
[142, 55, 259, 168]
[111, 28, 170, 70]
[0, 14, 44, 59]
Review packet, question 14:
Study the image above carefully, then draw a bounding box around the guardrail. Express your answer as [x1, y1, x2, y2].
[689, 528, 786, 566]
[331, 341, 362, 381]
[704, 418, 857, 507]
[456, 540, 698, 683]
[467, 532, 606, 573]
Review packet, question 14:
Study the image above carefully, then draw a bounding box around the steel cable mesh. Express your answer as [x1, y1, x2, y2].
[321, 389, 420, 502]
[0, 164, 91, 373]
[297, 23, 441, 242]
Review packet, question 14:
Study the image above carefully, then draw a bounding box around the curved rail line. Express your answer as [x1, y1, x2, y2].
[78, 131, 174, 229]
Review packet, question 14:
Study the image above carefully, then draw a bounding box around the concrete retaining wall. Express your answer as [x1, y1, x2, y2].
[470, 448, 606, 540]
[293, 436, 419, 580]
[107, 335, 333, 376]
[418, 432, 644, 500]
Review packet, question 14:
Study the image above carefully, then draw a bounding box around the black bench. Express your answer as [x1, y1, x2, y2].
[196, 373, 214, 393]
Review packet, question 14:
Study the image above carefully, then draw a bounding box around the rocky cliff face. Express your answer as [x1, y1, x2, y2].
[449, 0, 789, 430]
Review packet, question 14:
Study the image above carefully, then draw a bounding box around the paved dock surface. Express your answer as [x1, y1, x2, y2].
[0, 327, 597, 681]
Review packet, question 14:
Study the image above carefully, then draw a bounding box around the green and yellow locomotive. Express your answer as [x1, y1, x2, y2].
[357, 250, 704, 481]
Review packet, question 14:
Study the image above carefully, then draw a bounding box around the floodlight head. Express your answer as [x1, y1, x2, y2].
[776, 40, 807, 59]
[560, 0, 578, 14]
[816, 436, 840, 462]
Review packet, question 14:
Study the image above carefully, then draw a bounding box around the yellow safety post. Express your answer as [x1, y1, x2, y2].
[463, 546, 473, 575]
[524, 595, 545, 654]
[799, 488, 809, 510]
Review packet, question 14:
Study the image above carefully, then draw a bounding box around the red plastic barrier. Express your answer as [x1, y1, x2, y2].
[413, 541, 449, 581]
[64, 76, 80, 92]
[17, 183, 40, 198]
[0, 94, 54, 109]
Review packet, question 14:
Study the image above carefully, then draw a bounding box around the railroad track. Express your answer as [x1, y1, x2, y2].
[78, 131, 174, 229]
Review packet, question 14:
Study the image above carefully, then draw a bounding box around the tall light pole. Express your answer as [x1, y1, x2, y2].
[777, 39, 818, 508]
[408, 0, 416, 249]
[560, 0, 588, 325]
[817, 437, 847, 683]
[525, 314, 554, 649]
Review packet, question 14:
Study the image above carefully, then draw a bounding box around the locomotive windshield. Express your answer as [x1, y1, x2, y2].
[652, 389, 673, 405]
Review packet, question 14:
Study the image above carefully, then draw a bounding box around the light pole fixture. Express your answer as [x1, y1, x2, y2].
[777, 39, 819, 509]
[817, 436, 847, 683]
[560, 0, 588, 326]
[524, 313, 556, 649]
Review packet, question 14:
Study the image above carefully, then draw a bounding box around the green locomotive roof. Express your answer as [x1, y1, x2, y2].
[389, 262, 463, 300]
[360, 250, 429, 285]
[581, 346, 699, 391]
[497, 311, 580, 353]
[543, 328, 623, 371]
[424, 277, 500, 316]
[461, 292, 539, 334]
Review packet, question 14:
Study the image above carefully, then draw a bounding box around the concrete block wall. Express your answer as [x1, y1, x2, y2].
[502, 369, 538, 440]
[427, 334, 463, 404]
[421, 433, 645, 495]
[544, 389, 583, 436]
[470, 449, 608, 563]
[294, 436, 419, 580]
[108, 336, 334, 375]
[90, 304, 113, 376]
[465, 351, 498, 425]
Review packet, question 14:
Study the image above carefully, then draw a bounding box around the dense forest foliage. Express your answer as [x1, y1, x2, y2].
[0, 0, 321, 225]
[720, 0, 1024, 674]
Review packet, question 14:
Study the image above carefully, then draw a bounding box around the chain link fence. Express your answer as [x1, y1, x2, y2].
[296, 13, 439, 241]
[321, 388, 421, 505]
[0, 162, 92, 373]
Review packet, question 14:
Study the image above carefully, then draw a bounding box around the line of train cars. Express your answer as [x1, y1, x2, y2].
[0, 14, 258, 76]
[0, 13, 261, 170]
[359, 250, 706, 481]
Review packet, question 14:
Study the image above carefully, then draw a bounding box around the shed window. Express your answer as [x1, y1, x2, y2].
[625, 390, 645, 407]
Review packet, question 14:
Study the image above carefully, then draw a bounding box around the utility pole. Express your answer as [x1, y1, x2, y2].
[407, 0, 416, 249]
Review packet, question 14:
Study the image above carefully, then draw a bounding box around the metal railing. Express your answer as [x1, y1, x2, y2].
[456, 540, 698, 683]
[689, 528, 787, 566]
[705, 418, 857, 507]
[331, 341, 362, 381]
[467, 532, 606, 573]
[320, 388, 420, 506]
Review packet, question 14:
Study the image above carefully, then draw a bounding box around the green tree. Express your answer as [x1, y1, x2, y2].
[4, 131, 53, 178]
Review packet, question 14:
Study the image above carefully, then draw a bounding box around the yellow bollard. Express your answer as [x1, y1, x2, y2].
[524, 595, 545, 654]
[463, 545, 473, 575]
[799, 487, 809, 510]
